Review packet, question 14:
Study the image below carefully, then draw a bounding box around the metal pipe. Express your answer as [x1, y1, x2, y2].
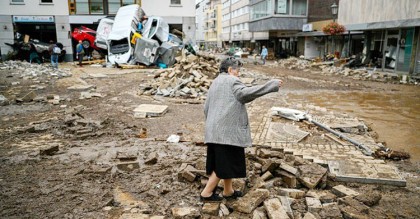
[306, 116, 373, 156]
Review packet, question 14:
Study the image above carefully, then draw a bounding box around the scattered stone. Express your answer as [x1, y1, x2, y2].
[332, 185, 359, 197]
[232, 189, 270, 214]
[278, 196, 294, 218]
[181, 171, 196, 182]
[338, 196, 370, 214]
[20, 91, 37, 102]
[340, 206, 369, 219]
[252, 207, 267, 219]
[306, 190, 336, 203]
[306, 197, 322, 213]
[116, 161, 140, 172]
[171, 207, 200, 218]
[219, 203, 230, 216]
[133, 104, 168, 118]
[279, 188, 305, 199]
[354, 192, 382, 207]
[262, 160, 279, 173]
[280, 163, 298, 175]
[67, 84, 95, 91]
[144, 152, 158, 165]
[264, 198, 290, 219]
[261, 171, 274, 181]
[39, 145, 59, 156]
[298, 163, 327, 189]
[302, 212, 318, 219]
[276, 170, 297, 188]
[202, 203, 219, 215]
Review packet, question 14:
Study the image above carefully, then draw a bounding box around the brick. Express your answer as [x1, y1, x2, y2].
[261, 171, 274, 181]
[298, 163, 327, 189]
[279, 188, 305, 199]
[276, 170, 297, 188]
[171, 207, 200, 218]
[232, 189, 270, 214]
[278, 196, 294, 218]
[181, 171, 196, 182]
[280, 163, 298, 175]
[340, 206, 369, 219]
[262, 160, 279, 173]
[252, 207, 267, 219]
[303, 212, 317, 219]
[332, 185, 359, 197]
[338, 197, 369, 214]
[264, 198, 290, 219]
[306, 197, 322, 213]
[319, 203, 342, 219]
[202, 203, 219, 215]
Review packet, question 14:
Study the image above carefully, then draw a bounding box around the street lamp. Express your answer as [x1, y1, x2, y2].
[331, 2, 338, 22]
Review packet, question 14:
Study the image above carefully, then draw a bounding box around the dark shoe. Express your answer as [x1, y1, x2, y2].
[200, 193, 223, 202]
[223, 190, 243, 200]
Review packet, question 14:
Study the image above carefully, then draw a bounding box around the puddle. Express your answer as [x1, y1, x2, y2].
[287, 91, 420, 161]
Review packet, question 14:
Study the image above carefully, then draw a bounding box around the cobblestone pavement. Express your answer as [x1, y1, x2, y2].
[247, 96, 406, 187]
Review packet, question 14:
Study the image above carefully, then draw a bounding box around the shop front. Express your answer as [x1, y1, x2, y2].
[12, 16, 57, 43]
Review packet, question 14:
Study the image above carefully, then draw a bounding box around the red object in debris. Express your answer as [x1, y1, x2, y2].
[71, 26, 100, 50]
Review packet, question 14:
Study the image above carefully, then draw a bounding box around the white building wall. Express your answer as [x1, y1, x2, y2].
[0, 1, 70, 59]
[196, 0, 206, 43]
[338, 0, 420, 25]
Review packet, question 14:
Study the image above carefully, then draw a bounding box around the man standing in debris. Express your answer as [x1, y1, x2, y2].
[50, 42, 60, 69]
[76, 40, 85, 67]
[261, 45, 268, 65]
[200, 57, 283, 202]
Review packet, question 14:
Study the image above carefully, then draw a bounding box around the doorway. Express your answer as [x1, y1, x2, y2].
[383, 30, 399, 71]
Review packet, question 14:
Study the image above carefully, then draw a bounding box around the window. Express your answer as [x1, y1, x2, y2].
[251, 0, 272, 19]
[40, 0, 53, 3]
[276, 0, 289, 14]
[122, 0, 135, 6]
[108, 0, 120, 14]
[90, 0, 103, 14]
[171, 0, 181, 5]
[76, 0, 89, 14]
[11, 0, 24, 4]
[292, 0, 306, 16]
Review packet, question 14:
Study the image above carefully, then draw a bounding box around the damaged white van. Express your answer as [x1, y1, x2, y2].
[107, 4, 144, 64]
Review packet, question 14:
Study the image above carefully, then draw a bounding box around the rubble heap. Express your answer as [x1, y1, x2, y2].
[0, 60, 72, 79]
[138, 53, 220, 98]
[174, 146, 383, 218]
[271, 58, 410, 83]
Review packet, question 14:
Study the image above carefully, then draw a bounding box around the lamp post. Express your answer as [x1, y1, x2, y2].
[330, 2, 338, 57]
[331, 2, 338, 22]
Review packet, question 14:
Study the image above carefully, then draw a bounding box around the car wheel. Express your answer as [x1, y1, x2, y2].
[82, 40, 90, 49]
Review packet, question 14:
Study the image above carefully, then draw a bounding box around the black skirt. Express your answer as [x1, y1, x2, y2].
[206, 143, 246, 179]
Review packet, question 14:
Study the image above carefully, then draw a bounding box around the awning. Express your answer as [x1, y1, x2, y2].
[344, 18, 420, 31]
[294, 31, 363, 37]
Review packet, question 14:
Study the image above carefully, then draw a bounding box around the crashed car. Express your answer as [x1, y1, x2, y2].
[72, 26, 100, 50]
[94, 17, 114, 50]
[5, 39, 66, 62]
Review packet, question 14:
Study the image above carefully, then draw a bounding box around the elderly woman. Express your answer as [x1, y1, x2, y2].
[200, 57, 283, 202]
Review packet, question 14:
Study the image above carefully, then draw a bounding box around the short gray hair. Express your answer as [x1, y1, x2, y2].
[219, 57, 243, 73]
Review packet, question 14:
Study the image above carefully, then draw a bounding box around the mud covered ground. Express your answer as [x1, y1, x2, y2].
[0, 60, 419, 218]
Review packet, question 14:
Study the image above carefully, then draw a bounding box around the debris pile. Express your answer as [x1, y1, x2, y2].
[173, 146, 383, 218]
[138, 53, 219, 98]
[271, 58, 410, 84]
[0, 60, 72, 79]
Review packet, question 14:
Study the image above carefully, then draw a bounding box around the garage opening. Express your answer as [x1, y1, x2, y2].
[14, 23, 57, 43]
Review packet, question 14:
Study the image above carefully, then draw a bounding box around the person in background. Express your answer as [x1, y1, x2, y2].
[76, 40, 85, 67]
[200, 57, 283, 202]
[49, 41, 61, 69]
[29, 43, 41, 64]
[261, 45, 268, 65]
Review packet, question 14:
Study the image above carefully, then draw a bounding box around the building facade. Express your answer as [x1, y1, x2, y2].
[221, 0, 268, 49]
[195, 0, 206, 46]
[339, 0, 420, 75]
[0, 0, 196, 61]
[248, 0, 308, 57]
[203, 0, 222, 48]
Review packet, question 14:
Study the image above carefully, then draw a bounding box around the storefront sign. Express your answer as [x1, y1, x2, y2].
[302, 24, 313, 32]
[277, 0, 287, 14]
[13, 16, 54, 23]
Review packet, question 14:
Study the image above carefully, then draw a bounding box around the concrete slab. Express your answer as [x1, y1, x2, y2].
[133, 104, 168, 118]
[266, 123, 309, 143]
[328, 160, 406, 187]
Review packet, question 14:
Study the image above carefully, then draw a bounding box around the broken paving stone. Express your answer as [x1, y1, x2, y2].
[83, 165, 112, 175]
[262, 160, 279, 173]
[306, 190, 336, 203]
[332, 185, 359, 197]
[232, 189, 270, 214]
[338, 196, 370, 214]
[339, 206, 369, 219]
[354, 192, 381, 207]
[144, 152, 158, 165]
[306, 197, 322, 213]
[260, 171, 273, 181]
[116, 161, 140, 172]
[303, 212, 318, 219]
[278, 196, 294, 218]
[279, 188, 305, 199]
[171, 207, 200, 218]
[280, 162, 298, 175]
[275, 170, 297, 188]
[119, 213, 164, 219]
[264, 198, 290, 219]
[40, 145, 59, 156]
[298, 163, 327, 189]
[133, 104, 168, 118]
[202, 203, 219, 215]
[0, 95, 10, 106]
[181, 170, 196, 182]
[319, 203, 343, 219]
[252, 207, 267, 219]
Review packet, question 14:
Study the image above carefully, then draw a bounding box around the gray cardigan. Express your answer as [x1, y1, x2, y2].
[204, 73, 279, 147]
